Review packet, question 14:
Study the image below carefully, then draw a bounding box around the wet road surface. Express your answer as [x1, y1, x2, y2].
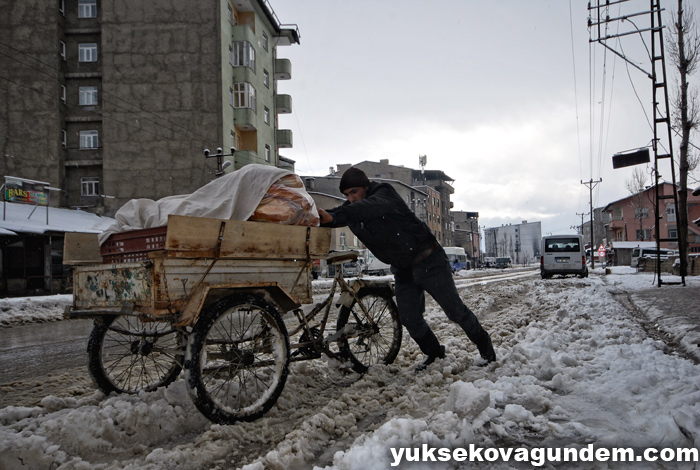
[0, 320, 94, 383]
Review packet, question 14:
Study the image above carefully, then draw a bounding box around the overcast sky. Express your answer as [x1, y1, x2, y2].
[271, 0, 697, 236]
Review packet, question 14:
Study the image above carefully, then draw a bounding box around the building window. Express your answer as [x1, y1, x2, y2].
[79, 43, 98, 62]
[61, 85, 66, 104]
[79, 86, 98, 105]
[59, 0, 65, 15]
[666, 204, 677, 222]
[230, 41, 255, 71]
[262, 33, 269, 51]
[264, 107, 270, 125]
[61, 130, 67, 149]
[263, 69, 269, 88]
[668, 226, 678, 239]
[265, 144, 271, 162]
[634, 207, 649, 219]
[81, 177, 100, 196]
[636, 229, 652, 240]
[60, 41, 66, 60]
[233, 82, 256, 112]
[340, 232, 346, 247]
[78, 0, 97, 18]
[80, 130, 99, 149]
[227, 5, 233, 24]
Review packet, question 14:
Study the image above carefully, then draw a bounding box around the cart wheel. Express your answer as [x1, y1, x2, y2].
[336, 288, 402, 373]
[87, 315, 185, 394]
[184, 295, 290, 425]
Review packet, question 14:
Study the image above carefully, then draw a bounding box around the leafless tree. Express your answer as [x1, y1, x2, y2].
[668, 0, 700, 276]
[626, 167, 651, 240]
[625, 167, 649, 194]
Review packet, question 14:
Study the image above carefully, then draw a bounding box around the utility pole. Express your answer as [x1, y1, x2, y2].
[588, 0, 684, 286]
[581, 179, 602, 268]
[576, 212, 589, 234]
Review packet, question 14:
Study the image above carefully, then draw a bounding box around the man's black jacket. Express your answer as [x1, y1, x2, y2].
[322, 182, 438, 269]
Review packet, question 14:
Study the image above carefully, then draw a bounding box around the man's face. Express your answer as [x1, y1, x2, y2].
[343, 186, 368, 203]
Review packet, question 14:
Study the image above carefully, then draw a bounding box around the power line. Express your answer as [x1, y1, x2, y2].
[569, 0, 585, 199]
[0, 40, 213, 146]
[0, 75, 200, 145]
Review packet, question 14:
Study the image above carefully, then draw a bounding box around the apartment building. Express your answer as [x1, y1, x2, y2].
[0, 0, 298, 216]
[602, 182, 700, 252]
[579, 207, 608, 253]
[484, 221, 542, 264]
[451, 210, 480, 263]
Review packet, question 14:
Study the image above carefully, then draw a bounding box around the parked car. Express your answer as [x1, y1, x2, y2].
[540, 234, 588, 279]
[342, 260, 361, 277]
[495, 257, 512, 269]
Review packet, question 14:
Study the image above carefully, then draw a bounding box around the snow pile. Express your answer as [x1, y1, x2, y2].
[0, 294, 72, 328]
[1, 270, 699, 470]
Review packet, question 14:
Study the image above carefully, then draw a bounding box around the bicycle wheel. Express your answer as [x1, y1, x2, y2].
[87, 315, 185, 394]
[336, 288, 402, 373]
[184, 294, 290, 425]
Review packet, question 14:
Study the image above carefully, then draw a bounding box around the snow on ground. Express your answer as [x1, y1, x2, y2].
[0, 294, 73, 328]
[1, 268, 700, 469]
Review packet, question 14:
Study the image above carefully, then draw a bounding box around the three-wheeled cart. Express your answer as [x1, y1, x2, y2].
[64, 215, 401, 424]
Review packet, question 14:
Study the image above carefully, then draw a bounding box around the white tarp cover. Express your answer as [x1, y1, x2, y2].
[98, 164, 313, 245]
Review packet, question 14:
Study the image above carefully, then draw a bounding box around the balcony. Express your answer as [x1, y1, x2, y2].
[275, 94, 292, 114]
[232, 65, 256, 84]
[277, 25, 300, 46]
[232, 24, 256, 44]
[234, 107, 257, 131]
[233, 150, 258, 168]
[276, 129, 293, 148]
[274, 58, 291, 80]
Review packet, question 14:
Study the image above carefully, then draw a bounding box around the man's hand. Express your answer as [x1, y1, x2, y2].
[318, 209, 333, 224]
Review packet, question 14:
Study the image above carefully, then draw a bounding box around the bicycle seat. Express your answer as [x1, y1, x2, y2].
[324, 250, 360, 265]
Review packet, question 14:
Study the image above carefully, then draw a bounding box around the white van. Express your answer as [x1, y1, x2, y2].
[540, 234, 588, 279]
[630, 246, 679, 267]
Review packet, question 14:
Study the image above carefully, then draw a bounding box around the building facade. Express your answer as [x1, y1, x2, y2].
[602, 183, 700, 252]
[484, 221, 542, 264]
[579, 207, 608, 253]
[451, 211, 480, 264]
[1, 0, 298, 217]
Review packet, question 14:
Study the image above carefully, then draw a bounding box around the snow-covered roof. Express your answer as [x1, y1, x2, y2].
[0, 201, 114, 235]
[609, 241, 656, 249]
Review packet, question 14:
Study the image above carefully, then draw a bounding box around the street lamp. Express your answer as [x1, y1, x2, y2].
[204, 147, 235, 177]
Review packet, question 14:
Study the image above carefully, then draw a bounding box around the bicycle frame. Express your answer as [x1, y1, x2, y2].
[287, 254, 380, 362]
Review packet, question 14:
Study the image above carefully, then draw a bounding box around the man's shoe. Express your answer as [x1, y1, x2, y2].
[414, 345, 445, 373]
[476, 335, 496, 365]
[478, 352, 497, 367]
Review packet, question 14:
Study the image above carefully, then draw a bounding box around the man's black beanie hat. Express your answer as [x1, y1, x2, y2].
[339, 167, 370, 193]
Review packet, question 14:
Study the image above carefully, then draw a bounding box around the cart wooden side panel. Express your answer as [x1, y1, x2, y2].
[164, 215, 331, 259]
[67, 217, 332, 320]
[151, 256, 313, 307]
[73, 262, 152, 310]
